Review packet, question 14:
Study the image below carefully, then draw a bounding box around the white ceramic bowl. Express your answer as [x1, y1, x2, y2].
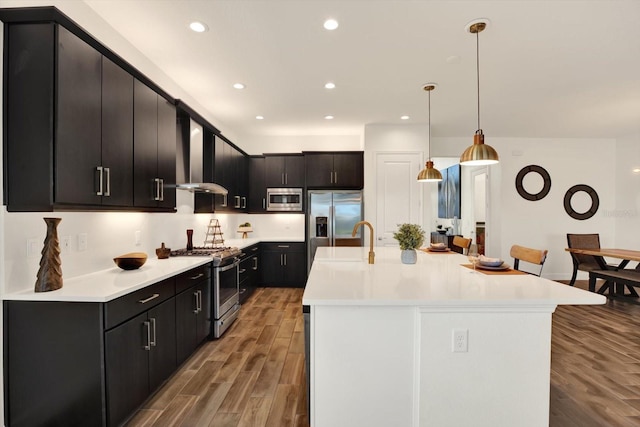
[478, 256, 503, 267]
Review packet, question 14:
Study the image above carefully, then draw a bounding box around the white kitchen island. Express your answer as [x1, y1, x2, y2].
[302, 247, 605, 427]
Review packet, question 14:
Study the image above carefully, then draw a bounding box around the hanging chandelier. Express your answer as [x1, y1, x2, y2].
[417, 83, 443, 182]
[460, 18, 499, 166]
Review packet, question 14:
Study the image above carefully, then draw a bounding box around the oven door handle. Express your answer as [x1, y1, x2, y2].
[218, 259, 240, 272]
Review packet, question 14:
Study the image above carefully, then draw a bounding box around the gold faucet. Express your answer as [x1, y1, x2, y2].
[352, 221, 375, 264]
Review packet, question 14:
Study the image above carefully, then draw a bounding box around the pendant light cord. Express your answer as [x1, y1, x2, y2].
[428, 89, 431, 158]
[476, 30, 481, 131]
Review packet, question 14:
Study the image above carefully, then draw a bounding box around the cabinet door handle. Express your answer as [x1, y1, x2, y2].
[96, 166, 104, 196]
[154, 178, 161, 201]
[193, 291, 199, 313]
[284, 253, 287, 266]
[281, 172, 285, 185]
[334, 171, 337, 184]
[190, 273, 204, 281]
[234, 195, 241, 208]
[160, 178, 164, 201]
[138, 293, 160, 304]
[280, 253, 283, 265]
[262, 198, 266, 209]
[104, 167, 111, 197]
[253, 257, 258, 270]
[143, 320, 151, 351]
[241, 197, 246, 209]
[150, 317, 157, 347]
[222, 194, 228, 207]
[197, 289, 203, 312]
[285, 173, 288, 185]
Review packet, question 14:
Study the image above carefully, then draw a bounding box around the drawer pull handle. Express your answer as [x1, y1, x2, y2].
[190, 273, 205, 281]
[252, 247, 258, 251]
[239, 268, 247, 274]
[138, 293, 160, 304]
[277, 245, 290, 248]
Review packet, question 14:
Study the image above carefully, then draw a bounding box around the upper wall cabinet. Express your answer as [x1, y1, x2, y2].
[265, 155, 305, 188]
[305, 152, 364, 189]
[1, 11, 176, 212]
[133, 80, 176, 210]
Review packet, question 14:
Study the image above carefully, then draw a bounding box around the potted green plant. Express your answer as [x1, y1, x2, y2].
[393, 223, 425, 264]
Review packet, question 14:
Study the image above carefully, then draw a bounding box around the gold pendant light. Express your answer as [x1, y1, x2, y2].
[460, 19, 499, 166]
[417, 83, 443, 182]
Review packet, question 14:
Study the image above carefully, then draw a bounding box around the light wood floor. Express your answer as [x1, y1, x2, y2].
[126, 282, 640, 427]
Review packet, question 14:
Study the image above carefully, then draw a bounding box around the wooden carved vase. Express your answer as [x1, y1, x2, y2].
[35, 217, 63, 292]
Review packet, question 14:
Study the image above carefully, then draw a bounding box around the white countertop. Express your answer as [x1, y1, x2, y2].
[3, 237, 305, 303]
[2, 257, 213, 303]
[302, 247, 606, 307]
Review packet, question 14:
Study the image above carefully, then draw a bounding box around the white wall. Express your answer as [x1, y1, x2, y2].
[614, 133, 640, 250]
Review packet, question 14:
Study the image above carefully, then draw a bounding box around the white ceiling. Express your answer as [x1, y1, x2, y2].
[83, 0, 640, 140]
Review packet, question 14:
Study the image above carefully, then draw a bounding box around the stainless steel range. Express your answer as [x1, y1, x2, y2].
[171, 246, 242, 338]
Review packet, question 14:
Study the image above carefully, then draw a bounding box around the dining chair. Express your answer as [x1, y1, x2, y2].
[452, 236, 472, 255]
[566, 233, 614, 286]
[510, 244, 548, 276]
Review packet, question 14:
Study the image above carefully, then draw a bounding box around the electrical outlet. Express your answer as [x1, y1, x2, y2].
[26, 238, 40, 258]
[452, 329, 468, 353]
[61, 236, 72, 252]
[78, 233, 88, 252]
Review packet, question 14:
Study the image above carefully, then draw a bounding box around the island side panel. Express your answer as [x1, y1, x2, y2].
[311, 305, 417, 427]
[418, 306, 554, 427]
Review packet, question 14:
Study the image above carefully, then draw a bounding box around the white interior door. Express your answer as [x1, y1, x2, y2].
[375, 153, 422, 247]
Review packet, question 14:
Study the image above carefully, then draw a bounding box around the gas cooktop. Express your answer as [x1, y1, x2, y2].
[170, 246, 241, 258]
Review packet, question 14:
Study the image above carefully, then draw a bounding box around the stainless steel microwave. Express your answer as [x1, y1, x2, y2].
[267, 188, 303, 211]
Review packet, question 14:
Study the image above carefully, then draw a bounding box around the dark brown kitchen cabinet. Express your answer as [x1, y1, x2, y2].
[106, 296, 176, 427]
[261, 242, 306, 287]
[3, 264, 217, 427]
[175, 265, 212, 365]
[2, 23, 136, 210]
[239, 244, 261, 302]
[248, 156, 267, 212]
[101, 57, 135, 206]
[211, 136, 248, 213]
[305, 152, 364, 189]
[133, 80, 177, 210]
[265, 155, 305, 188]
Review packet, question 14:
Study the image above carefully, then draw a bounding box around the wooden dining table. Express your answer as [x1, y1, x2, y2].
[565, 247, 640, 295]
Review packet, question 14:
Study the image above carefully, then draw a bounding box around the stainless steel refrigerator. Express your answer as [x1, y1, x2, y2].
[307, 190, 364, 270]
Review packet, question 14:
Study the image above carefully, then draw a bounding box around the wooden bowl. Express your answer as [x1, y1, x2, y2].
[114, 252, 148, 270]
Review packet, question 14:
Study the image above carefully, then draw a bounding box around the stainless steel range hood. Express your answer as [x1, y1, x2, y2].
[176, 118, 228, 195]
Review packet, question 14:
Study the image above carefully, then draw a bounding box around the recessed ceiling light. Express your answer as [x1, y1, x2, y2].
[233, 83, 245, 89]
[633, 168, 640, 174]
[324, 115, 334, 120]
[189, 21, 209, 33]
[324, 82, 336, 89]
[323, 19, 339, 30]
[401, 115, 410, 120]
[256, 115, 264, 120]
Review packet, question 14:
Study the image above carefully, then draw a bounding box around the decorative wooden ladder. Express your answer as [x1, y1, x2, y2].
[204, 219, 225, 248]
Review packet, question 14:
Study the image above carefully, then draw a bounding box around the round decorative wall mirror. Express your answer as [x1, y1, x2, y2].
[515, 165, 551, 201]
[563, 184, 599, 220]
